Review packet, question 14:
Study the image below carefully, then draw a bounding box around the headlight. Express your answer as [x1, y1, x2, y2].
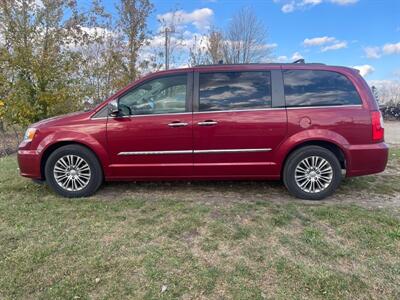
[23, 128, 37, 142]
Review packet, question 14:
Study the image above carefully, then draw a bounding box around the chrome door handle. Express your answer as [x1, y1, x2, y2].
[197, 120, 218, 126]
[168, 122, 188, 127]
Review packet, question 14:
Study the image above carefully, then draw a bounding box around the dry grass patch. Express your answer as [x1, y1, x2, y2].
[1, 150, 400, 299]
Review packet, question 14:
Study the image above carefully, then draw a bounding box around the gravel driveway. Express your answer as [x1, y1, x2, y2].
[385, 121, 400, 145]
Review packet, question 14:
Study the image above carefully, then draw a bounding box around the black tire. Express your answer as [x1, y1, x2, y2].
[283, 146, 342, 200]
[44, 144, 103, 198]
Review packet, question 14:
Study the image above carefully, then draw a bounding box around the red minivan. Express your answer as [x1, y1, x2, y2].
[17, 62, 388, 200]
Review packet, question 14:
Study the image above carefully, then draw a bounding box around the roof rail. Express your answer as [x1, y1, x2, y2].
[194, 60, 327, 67]
[292, 59, 305, 64]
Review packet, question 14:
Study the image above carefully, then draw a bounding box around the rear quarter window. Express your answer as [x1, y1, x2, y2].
[283, 70, 362, 107]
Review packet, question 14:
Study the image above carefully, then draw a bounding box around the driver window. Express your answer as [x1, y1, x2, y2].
[118, 74, 187, 116]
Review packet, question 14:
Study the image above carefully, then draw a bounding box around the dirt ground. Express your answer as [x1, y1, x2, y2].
[385, 121, 400, 145]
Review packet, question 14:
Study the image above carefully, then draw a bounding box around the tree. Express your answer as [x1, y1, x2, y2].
[375, 82, 400, 104]
[222, 7, 270, 64]
[77, 0, 155, 106]
[78, 1, 126, 106]
[206, 28, 224, 64]
[116, 0, 153, 84]
[188, 35, 207, 67]
[0, 47, 10, 132]
[0, 0, 87, 126]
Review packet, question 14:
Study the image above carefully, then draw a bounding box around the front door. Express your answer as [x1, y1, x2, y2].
[106, 72, 193, 179]
[193, 69, 287, 178]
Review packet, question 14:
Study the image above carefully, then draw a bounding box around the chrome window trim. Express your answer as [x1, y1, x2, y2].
[91, 111, 193, 120]
[118, 148, 272, 156]
[118, 112, 192, 118]
[92, 104, 362, 120]
[92, 108, 285, 119]
[193, 107, 285, 114]
[286, 104, 362, 110]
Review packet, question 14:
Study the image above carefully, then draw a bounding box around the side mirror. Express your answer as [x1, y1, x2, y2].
[107, 101, 119, 117]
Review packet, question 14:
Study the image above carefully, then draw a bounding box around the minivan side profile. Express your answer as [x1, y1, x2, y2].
[17, 62, 388, 200]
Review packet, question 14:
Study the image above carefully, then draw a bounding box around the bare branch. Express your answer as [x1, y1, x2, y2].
[222, 7, 271, 64]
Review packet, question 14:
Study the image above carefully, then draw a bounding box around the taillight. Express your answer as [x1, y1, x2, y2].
[371, 111, 384, 142]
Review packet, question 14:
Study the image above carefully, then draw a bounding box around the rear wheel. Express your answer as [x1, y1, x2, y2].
[283, 146, 342, 200]
[45, 145, 103, 198]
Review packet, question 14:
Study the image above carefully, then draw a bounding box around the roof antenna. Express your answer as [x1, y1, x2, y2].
[293, 59, 305, 64]
[218, 60, 224, 65]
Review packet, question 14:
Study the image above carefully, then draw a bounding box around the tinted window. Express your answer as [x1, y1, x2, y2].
[283, 70, 361, 107]
[92, 106, 108, 118]
[119, 74, 187, 116]
[199, 71, 272, 111]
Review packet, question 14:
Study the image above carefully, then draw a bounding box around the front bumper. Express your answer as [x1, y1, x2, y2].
[17, 149, 42, 179]
[346, 142, 388, 177]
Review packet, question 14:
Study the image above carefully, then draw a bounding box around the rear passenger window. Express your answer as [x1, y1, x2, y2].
[199, 71, 272, 111]
[283, 70, 361, 107]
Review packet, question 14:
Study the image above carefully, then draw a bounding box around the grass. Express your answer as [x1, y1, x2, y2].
[339, 147, 400, 196]
[0, 149, 400, 299]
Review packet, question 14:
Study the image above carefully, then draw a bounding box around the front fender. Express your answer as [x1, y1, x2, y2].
[37, 130, 110, 175]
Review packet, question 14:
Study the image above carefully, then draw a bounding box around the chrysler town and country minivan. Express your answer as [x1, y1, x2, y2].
[18, 62, 388, 200]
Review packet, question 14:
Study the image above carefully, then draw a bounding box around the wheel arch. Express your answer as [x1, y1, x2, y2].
[40, 141, 104, 180]
[280, 140, 347, 177]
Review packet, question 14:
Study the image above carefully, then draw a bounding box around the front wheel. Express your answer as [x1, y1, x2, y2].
[45, 145, 103, 198]
[283, 146, 342, 200]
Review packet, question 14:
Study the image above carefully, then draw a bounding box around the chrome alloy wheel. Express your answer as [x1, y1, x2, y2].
[294, 156, 333, 193]
[53, 155, 91, 191]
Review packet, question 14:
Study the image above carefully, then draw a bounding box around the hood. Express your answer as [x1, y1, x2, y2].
[30, 111, 90, 129]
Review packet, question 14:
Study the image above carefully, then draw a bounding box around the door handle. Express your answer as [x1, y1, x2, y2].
[168, 122, 188, 127]
[197, 120, 218, 126]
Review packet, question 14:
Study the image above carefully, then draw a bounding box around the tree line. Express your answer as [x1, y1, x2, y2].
[0, 0, 270, 128]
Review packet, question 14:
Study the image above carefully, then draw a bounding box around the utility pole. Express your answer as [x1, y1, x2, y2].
[164, 27, 169, 70]
[162, 25, 175, 70]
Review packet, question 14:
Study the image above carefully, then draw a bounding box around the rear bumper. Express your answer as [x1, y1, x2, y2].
[346, 142, 388, 177]
[17, 149, 42, 179]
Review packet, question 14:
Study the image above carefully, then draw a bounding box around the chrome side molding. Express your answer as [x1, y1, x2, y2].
[118, 148, 272, 156]
[118, 150, 192, 156]
[194, 148, 271, 154]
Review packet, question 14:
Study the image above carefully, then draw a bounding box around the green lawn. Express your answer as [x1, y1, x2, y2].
[1, 151, 400, 299]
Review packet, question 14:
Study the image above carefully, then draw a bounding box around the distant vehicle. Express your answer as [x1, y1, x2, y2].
[18, 60, 388, 200]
